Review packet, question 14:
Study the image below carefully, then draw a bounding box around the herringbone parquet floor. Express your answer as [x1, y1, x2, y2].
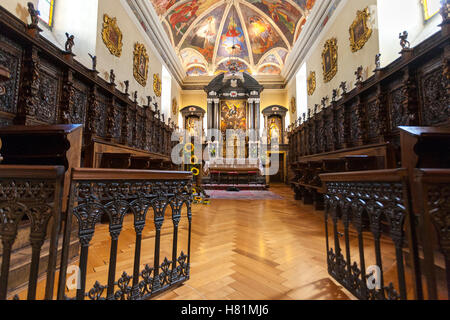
[13, 184, 355, 300]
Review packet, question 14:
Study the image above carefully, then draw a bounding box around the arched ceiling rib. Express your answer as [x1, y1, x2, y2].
[149, 0, 317, 76]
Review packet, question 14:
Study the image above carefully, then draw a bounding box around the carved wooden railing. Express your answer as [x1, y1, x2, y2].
[0, 6, 174, 159]
[414, 169, 450, 299]
[320, 169, 422, 300]
[288, 27, 449, 166]
[0, 166, 193, 300]
[0, 165, 65, 300]
[57, 169, 193, 300]
[321, 168, 450, 300]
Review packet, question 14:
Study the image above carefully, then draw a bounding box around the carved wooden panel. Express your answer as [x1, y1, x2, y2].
[37, 67, 59, 124]
[419, 65, 449, 126]
[0, 39, 21, 115]
[96, 93, 108, 138]
[389, 87, 409, 132]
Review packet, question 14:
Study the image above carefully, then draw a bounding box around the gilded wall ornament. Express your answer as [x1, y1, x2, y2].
[322, 38, 338, 83]
[349, 8, 372, 53]
[153, 73, 162, 97]
[133, 43, 149, 87]
[172, 98, 178, 115]
[307, 71, 316, 96]
[290, 97, 296, 114]
[102, 14, 123, 57]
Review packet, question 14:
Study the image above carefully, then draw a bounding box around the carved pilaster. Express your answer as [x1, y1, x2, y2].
[60, 70, 74, 124]
[400, 67, 419, 126]
[86, 85, 99, 137]
[15, 46, 40, 125]
[106, 96, 117, 141]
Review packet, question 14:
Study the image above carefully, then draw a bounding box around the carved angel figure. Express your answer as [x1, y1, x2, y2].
[27, 2, 40, 28]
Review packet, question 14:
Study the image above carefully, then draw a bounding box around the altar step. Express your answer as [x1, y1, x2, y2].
[202, 184, 269, 191]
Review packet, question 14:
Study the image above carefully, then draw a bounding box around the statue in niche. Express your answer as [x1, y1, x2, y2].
[268, 118, 281, 144]
[186, 117, 199, 136]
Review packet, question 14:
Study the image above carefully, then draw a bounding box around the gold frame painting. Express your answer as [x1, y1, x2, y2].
[349, 8, 373, 53]
[172, 98, 178, 115]
[153, 73, 162, 97]
[102, 14, 123, 57]
[290, 97, 296, 114]
[307, 71, 316, 96]
[421, 0, 441, 21]
[133, 43, 149, 87]
[322, 38, 338, 83]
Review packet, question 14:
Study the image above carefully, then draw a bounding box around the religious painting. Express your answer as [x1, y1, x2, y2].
[102, 14, 123, 57]
[215, 60, 251, 75]
[220, 100, 247, 132]
[307, 71, 316, 96]
[216, 7, 249, 63]
[246, 0, 302, 44]
[258, 65, 281, 75]
[186, 66, 208, 76]
[349, 7, 372, 53]
[153, 73, 162, 97]
[185, 115, 200, 136]
[172, 98, 178, 115]
[290, 97, 297, 115]
[181, 4, 225, 63]
[133, 43, 149, 87]
[150, 0, 178, 16]
[166, 0, 216, 45]
[322, 38, 338, 83]
[293, 0, 316, 12]
[268, 116, 282, 144]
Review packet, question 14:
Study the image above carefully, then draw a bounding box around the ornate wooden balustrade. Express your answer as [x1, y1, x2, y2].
[57, 169, 193, 300]
[0, 166, 193, 300]
[414, 169, 450, 299]
[288, 27, 449, 167]
[320, 169, 422, 300]
[321, 168, 450, 300]
[0, 165, 65, 300]
[0, 7, 174, 163]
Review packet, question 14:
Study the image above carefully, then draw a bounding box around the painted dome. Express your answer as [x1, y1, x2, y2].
[150, 0, 317, 76]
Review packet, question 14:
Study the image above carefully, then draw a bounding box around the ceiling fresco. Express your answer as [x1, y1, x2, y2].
[149, 0, 316, 76]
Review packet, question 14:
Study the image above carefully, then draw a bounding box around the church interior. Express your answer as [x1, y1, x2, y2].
[0, 0, 448, 302]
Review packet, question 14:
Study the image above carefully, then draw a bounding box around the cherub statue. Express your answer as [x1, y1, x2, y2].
[340, 81, 347, 94]
[332, 89, 338, 102]
[133, 91, 137, 102]
[147, 96, 152, 107]
[65, 33, 75, 53]
[321, 97, 328, 108]
[27, 2, 40, 28]
[110, 69, 115, 84]
[375, 53, 381, 70]
[124, 80, 129, 94]
[355, 66, 364, 83]
[88, 53, 97, 70]
[399, 31, 410, 50]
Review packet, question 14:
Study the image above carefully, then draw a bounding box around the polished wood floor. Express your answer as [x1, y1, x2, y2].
[14, 184, 357, 300]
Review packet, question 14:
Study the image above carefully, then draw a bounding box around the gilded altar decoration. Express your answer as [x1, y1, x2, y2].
[220, 100, 247, 132]
[153, 73, 162, 97]
[102, 14, 123, 57]
[307, 71, 316, 96]
[290, 97, 297, 114]
[322, 38, 338, 83]
[349, 8, 372, 53]
[133, 43, 149, 87]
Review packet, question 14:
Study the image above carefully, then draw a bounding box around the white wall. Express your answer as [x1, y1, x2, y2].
[296, 62, 307, 121]
[377, 0, 443, 67]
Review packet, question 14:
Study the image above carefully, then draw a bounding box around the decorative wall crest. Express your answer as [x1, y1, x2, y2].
[133, 43, 149, 87]
[153, 73, 162, 97]
[322, 38, 338, 83]
[307, 71, 316, 96]
[102, 14, 123, 57]
[290, 97, 297, 114]
[172, 98, 178, 115]
[349, 8, 373, 53]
